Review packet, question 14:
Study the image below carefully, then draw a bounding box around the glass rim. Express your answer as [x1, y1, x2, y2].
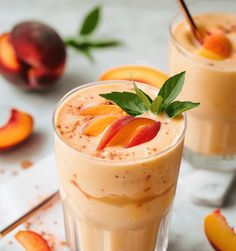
[52, 80, 187, 165]
[169, 0, 236, 70]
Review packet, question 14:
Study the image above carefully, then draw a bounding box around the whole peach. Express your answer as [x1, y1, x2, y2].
[0, 21, 66, 90]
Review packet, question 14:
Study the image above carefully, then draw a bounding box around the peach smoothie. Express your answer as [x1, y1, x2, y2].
[54, 81, 185, 251]
[169, 12, 236, 162]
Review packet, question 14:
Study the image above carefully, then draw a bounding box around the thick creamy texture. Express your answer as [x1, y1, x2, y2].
[169, 13, 236, 155]
[56, 82, 184, 161]
[54, 81, 185, 251]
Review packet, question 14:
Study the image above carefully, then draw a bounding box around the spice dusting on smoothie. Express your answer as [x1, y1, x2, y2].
[56, 82, 185, 161]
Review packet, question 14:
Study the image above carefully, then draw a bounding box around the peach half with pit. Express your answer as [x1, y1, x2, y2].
[0, 21, 66, 90]
[15, 230, 51, 251]
[0, 108, 33, 151]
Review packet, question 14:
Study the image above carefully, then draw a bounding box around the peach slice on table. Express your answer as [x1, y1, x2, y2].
[83, 115, 120, 136]
[197, 33, 232, 60]
[0, 109, 33, 151]
[97, 116, 135, 150]
[204, 209, 236, 251]
[124, 121, 161, 148]
[99, 65, 168, 88]
[107, 117, 156, 147]
[79, 104, 126, 116]
[15, 230, 51, 251]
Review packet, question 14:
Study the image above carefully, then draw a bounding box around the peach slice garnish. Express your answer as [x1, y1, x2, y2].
[0, 33, 21, 70]
[204, 209, 236, 251]
[108, 117, 156, 147]
[80, 104, 126, 117]
[83, 115, 120, 136]
[99, 65, 168, 88]
[197, 33, 232, 60]
[15, 230, 51, 251]
[0, 109, 33, 151]
[97, 116, 135, 150]
[124, 121, 161, 148]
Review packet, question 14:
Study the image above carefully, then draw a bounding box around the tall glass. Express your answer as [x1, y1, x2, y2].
[53, 80, 186, 251]
[169, 1, 236, 171]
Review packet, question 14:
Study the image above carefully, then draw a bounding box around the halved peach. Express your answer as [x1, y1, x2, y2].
[124, 121, 161, 148]
[197, 33, 232, 60]
[15, 230, 51, 251]
[0, 33, 21, 71]
[99, 65, 168, 88]
[79, 104, 126, 116]
[204, 209, 236, 251]
[108, 117, 156, 147]
[97, 116, 135, 150]
[83, 115, 120, 136]
[0, 109, 33, 151]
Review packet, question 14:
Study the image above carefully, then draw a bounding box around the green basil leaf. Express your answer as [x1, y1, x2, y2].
[64, 39, 94, 62]
[80, 6, 101, 36]
[150, 96, 163, 114]
[133, 82, 152, 109]
[99, 92, 147, 116]
[166, 101, 200, 117]
[158, 72, 185, 109]
[82, 39, 122, 48]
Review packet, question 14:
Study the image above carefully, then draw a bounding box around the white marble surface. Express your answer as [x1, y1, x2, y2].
[0, 1, 236, 250]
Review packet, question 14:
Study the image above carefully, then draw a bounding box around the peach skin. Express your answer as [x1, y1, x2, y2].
[79, 104, 126, 116]
[107, 117, 156, 147]
[99, 65, 168, 88]
[124, 121, 161, 148]
[0, 21, 66, 90]
[83, 115, 120, 136]
[15, 230, 51, 251]
[97, 116, 135, 150]
[0, 109, 33, 151]
[204, 209, 236, 251]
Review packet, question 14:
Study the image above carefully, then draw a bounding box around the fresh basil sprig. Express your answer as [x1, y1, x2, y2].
[99, 72, 199, 118]
[65, 6, 122, 61]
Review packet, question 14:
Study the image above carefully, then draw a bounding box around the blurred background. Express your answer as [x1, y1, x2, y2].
[0, 1, 235, 250]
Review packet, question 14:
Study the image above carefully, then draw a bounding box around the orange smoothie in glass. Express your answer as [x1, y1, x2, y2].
[169, 1, 236, 170]
[53, 80, 187, 251]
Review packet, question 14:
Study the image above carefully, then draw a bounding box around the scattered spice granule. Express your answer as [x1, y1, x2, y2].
[60, 240, 67, 247]
[35, 185, 40, 189]
[144, 187, 151, 192]
[40, 231, 46, 236]
[8, 241, 13, 245]
[53, 221, 58, 225]
[0, 169, 5, 174]
[21, 160, 33, 169]
[11, 170, 18, 176]
[24, 221, 32, 230]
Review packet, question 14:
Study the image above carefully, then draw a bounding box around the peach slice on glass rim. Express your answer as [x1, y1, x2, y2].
[79, 104, 126, 117]
[99, 65, 168, 88]
[107, 117, 156, 147]
[15, 230, 51, 251]
[0, 109, 33, 151]
[197, 33, 232, 60]
[83, 115, 120, 136]
[124, 121, 161, 148]
[204, 209, 236, 251]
